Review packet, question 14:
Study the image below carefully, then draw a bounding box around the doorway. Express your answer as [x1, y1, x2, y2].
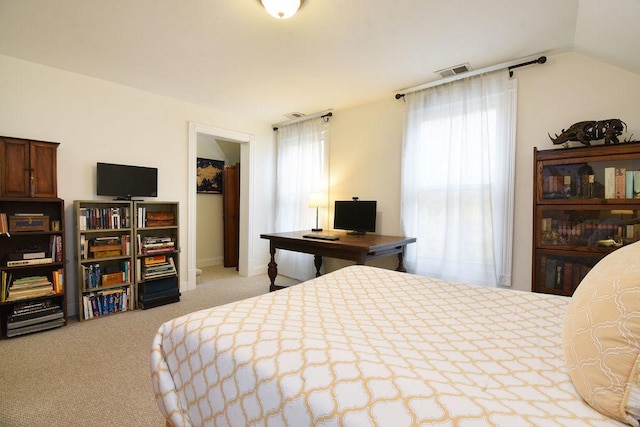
[187, 122, 254, 292]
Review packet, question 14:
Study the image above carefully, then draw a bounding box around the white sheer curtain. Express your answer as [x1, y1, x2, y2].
[274, 117, 329, 281]
[401, 70, 516, 287]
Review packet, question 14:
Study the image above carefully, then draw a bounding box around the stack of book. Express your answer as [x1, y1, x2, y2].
[6, 248, 53, 267]
[138, 235, 175, 255]
[6, 299, 65, 338]
[140, 256, 176, 281]
[88, 236, 124, 259]
[6, 276, 55, 301]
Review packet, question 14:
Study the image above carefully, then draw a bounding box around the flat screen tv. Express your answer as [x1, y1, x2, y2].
[96, 162, 158, 200]
[333, 200, 377, 234]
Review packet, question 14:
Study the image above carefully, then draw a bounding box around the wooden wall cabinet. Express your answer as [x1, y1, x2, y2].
[0, 137, 59, 198]
[532, 142, 640, 296]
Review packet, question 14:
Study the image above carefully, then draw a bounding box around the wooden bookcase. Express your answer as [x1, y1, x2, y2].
[134, 201, 180, 309]
[532, 142, 640, 296]
[75, 200, 134, 321]
[0, 197, 66, 338]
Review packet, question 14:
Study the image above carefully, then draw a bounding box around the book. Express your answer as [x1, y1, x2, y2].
[52, 269, 64, 293]
[144, 255, 166, 266]
[562, 262, 574, 294]
[626, 170, 635, 198]
[7, 250, 47, 261]
[89, 245, 121, 252]
[0, 212, 9, 236]
[6, 258, 53, 267]
[544, 258, 557, 289]
[615, 168, 626, 199]
[1, 271, 10, 303]
[604, 167, 616, 199]
[92, 250, 122, 259]
[6, 287, 55, 301]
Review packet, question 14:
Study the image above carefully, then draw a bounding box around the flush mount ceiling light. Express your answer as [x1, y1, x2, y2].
[260, 0, 305, 19]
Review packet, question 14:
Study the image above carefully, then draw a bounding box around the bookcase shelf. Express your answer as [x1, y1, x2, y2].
[532, 142, 640, 296]
[75, 200, 134, 321]
[0, 197, 67, 339]
[134, 201, 180, 309]
[74, 200, 180, 319]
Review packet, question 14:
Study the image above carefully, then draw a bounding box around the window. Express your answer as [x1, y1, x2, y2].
[401, 70, 516, 286]
[274, 117, 329, 280]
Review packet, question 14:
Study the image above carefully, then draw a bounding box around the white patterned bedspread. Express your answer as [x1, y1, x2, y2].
[151, 265, 623, 426]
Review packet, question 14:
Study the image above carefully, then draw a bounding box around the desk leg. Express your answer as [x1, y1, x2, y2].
[268, 246, 278, 292]
[396, 247, 407, 272]
[314, 255, 323, 277]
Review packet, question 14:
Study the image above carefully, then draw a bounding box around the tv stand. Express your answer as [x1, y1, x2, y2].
[346, 230, 366, 235]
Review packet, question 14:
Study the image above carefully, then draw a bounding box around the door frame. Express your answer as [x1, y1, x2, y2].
[187, 122, 254, 291]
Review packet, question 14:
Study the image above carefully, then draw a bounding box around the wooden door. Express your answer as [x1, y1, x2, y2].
[0, 137, 58, 198]
[30, 141, 58, 198]
[0, 137, 30, 197]
[223, 164, 240, 268]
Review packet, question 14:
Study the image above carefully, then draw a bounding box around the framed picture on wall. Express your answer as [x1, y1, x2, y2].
[196, 158, 224, 194]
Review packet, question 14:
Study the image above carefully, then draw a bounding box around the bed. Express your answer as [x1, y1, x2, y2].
[151, 256, 640, 426]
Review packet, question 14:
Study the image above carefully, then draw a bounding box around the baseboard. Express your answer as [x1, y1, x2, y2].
[196, 257, 223, 268]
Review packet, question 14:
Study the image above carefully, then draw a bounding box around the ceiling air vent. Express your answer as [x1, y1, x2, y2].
[283, 112, 306, 120]
[435, 63, 471, 78]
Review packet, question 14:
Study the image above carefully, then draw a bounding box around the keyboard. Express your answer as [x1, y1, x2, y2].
[302, 233, 340, 241]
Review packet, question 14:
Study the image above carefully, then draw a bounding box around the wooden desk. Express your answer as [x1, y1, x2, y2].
[260, 231, 416, 291]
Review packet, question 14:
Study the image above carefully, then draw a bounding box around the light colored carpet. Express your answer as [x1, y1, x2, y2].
[0, 266, 299, 427]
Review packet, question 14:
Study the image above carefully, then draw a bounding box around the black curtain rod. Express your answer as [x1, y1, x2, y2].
[395, 56, 547, 100]
[508, 55, 547, 77]
[273, 112, 333, 131]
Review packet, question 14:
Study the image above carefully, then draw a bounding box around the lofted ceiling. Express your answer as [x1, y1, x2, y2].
[0, 0, 638, 124]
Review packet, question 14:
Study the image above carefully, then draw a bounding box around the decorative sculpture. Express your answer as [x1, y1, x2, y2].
[549, 119, 627, 146]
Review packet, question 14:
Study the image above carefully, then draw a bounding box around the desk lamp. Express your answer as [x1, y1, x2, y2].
[308, 192, 326, 232]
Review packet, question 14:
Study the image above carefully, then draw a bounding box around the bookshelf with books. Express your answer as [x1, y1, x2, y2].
[533, 141, 640, 296]
[74, 200, 134, 321]
[0, 197, 66, 338]
[134, 201, 180, 309]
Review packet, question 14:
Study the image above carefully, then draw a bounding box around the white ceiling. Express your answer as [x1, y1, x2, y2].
[0, 0, 638, 124]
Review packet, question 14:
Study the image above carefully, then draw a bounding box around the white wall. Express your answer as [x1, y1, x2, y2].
[2, 50, 639, 316]
[326, 51, 640, 290]
[324, 97, 405, 272]
[0, 54, 276, 316]
[196, 136, 226, 268]
[511, 52, 640, 291]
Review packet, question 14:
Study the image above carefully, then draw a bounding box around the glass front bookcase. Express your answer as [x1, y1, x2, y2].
[532, 141, 640, 296]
